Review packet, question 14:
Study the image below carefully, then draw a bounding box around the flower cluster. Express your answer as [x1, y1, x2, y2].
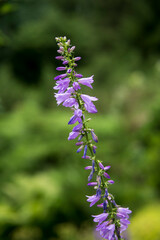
[54, 36, 131, 240]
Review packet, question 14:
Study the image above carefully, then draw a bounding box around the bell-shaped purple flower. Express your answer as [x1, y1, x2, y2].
[55, 56, 64, 60]
[73, 82, 81, 90]
[83, 145, 88, 158]
[63, 98, 77, 107]
[91, 130, 98, 142]
[68, 109, 82, 125]
[54, 78, 70, 93]
[77, 145, 84, 153]
[87, 182, 97, 186]
[92, 213, 108, 225]
[54, 73, 67, 80]
[62, 60, 69, 65]
[81, 94, 98, 113]
[78, 75, 94, 88]
[98, 223, 115, 240]
[56, 66, 66, 71]
[55, 92, 71, 105]
[68, 131, 80, 140]
[74, 57, 81, 61]
[86, 194, 101, 207]
[75, 73, 83, 78]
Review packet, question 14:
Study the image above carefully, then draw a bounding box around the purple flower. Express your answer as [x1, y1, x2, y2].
[54, 73, 67, 80]
[93, 145, 97, 154]
[83, 145, 88, 158]
[88, 171, 93, 181]
[97, 200, 108, 208]
[68, 109, 82, 125]
[104, 188, 108, 198]
[75, 73, 83, 78]
[85, 166, 92, 170]
[55, 56, 64, 60]
[104, 172, 110, 179]
[74, 57, 81, 61]
[86, 194, 101, 207]
[120, 218, 130, 233]
[87, 160, 95, 181]
[54, 78, 70, 93]
[91, 130, 98, 142]
[70, 46, 75, 52]
[68, 131, 80, 140]
[76, 141, 83, 146]
[81, 94, 98, 113]
[117, 207, 132, 219]
[62, 60, 69, 65]
[78, 134, 83, 141]
[88, 182, 97, 186]
[56, 66, 66, 71]
[92, 213, 108, 224]
[103, 200, 107, 211]
[55, 92, 71, 105]
[73, 123, 83, 132]
[63, 98, 77, 107]
[77, 145, 84, 153]
[73, 82, 81, 90]
[97, 223, 115, 240]
[78, 75, 94, 88]
[68, 123, 83, 141]
[108, 180, 114, 184]
[67, 68, 72, 73]
[96, 188, 101, 198]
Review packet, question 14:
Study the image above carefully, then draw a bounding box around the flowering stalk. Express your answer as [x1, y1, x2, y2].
[54, 36, 131, 240]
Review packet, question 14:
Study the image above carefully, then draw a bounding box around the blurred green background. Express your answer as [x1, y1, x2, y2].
[0, 0, 160, 239]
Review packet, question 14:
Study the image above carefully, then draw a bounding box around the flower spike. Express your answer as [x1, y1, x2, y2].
[54, 36, 131, 240]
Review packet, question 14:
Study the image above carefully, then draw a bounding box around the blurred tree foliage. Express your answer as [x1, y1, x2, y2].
[0, 0, 160, 239]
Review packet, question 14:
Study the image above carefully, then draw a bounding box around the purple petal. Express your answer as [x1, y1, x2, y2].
[54, 73, 67, 80]
[104, 166, 111, 171]
[68, 131, 80, 140]
[108, 180, 114, 184]
[68, 115, 77, 125]
[63, 98, 77, 107]
[104, 172, 110, 179]
[88, 182, 97, 186]
[81, 94, 98, 102]
[74, 109, 82, 118]
[56, 66, 66, 71]
[99, 162, 104, 169]
[62, 60, 69, 65]
[73, 82, 81, 90]
[91, 131, 98, 142]
[55, 56, 64, 60]
[75, 73, 83, 78]
[74, 57, 81, 61]
[77, 145, 84, 153]
[85, 166, 92, 170]
[55, 92, 71, 105]
[83, 145, 88, 158]
[78, 75, 94, 88]
[72, 123, 83, 132]
[76, 141, 83, 146]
